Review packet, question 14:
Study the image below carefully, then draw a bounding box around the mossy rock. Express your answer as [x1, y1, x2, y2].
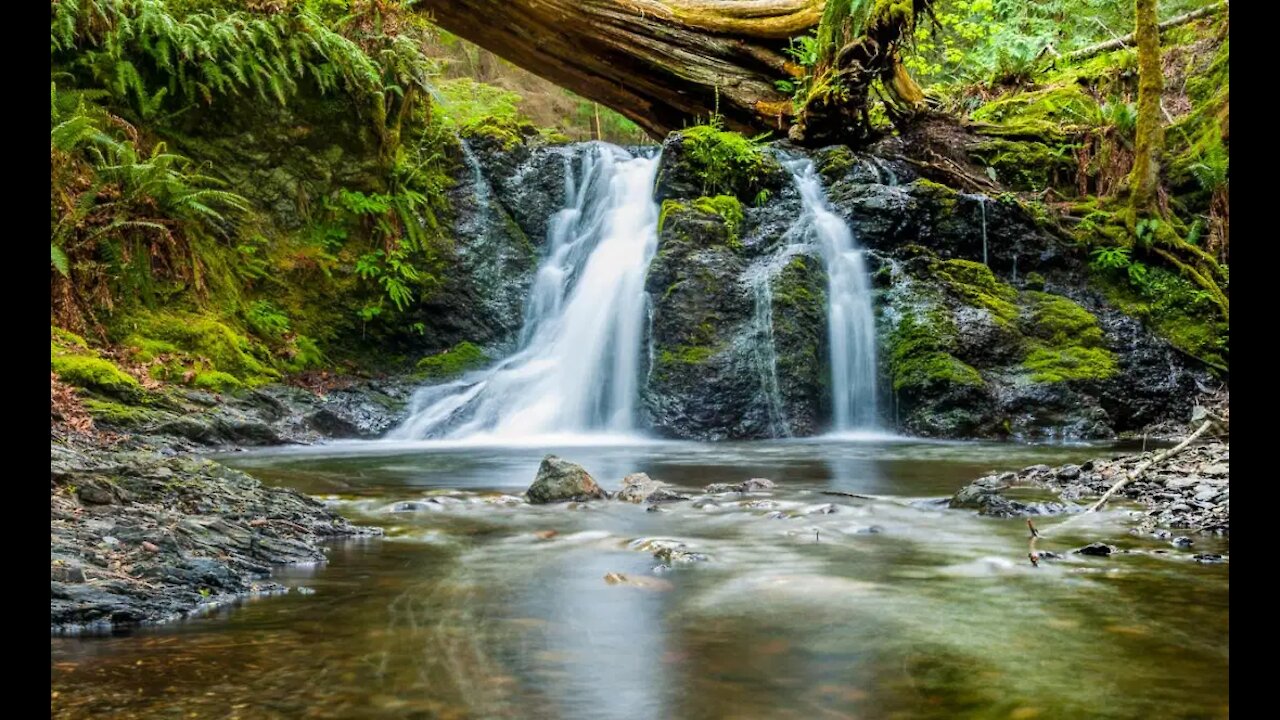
[658, 125, 785, 204]
[192, 371, 244, 393]
[416, 341, 489, 381]
[82, 398, 161, 428]
[1023, 346, 1117, 383]
[936, 259, 1019, 326]
[887, 312, 984, 392]
[1017, 291, 1116, 383]
[691, 195, 745, 246]
[51, 353, 142, 400]
[51, 329, 143, 400]
[120, 312, 280, 387]
[460, 115, 538, 151]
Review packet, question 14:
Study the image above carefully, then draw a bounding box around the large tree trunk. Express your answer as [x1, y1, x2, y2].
[417, 0, 930, 141]
[1128, 0, 1164, 213]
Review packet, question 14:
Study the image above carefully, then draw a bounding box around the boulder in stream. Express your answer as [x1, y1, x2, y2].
[526, 455, 606, 504]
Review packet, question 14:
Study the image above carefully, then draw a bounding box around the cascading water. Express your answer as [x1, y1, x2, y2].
[390, 143, 660, 441]
[787, 160, 880, 430]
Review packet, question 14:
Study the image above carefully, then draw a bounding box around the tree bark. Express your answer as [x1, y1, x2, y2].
[417, 1, 931, 141]
[1128, 0, 1164, 213]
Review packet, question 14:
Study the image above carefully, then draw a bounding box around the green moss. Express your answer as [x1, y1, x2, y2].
[658, 344, 717, 367]
[1024, 346, 1116, 383]
[83, 398, 157, 427]
[1024, 272, 1045, 291]
[678, 124, 774, 200]
[51, 326, 89, 350]
[658, 199, 686, 235]
[192, 370, 243, 392]
[459, 115, 534, 151]
[691, 195, 744, 246]
[1018, 291, 1116, 383]
[970, 138, 1078, 192]
[888, 312, 984, 391]
[120, 312, 280, 386]
[50, 353, 141, 399]
[971, 83, 1098, 137]
[1093, 269, 1227, 371]
[817, 146, 858, 183]
[1021, 291, 1104, 347]
[283, 335, 326, 373]
[416, 341, 488, 380]
[909, 179, 960, 210]
[936, 259, 1019, 325]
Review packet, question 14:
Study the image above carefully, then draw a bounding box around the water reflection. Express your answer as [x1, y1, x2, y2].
[51, 439, 1226, 719]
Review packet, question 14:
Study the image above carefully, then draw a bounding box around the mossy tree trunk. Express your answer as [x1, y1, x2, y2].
[416, 0, 932, 142]
[1128, 0, 1164, 213]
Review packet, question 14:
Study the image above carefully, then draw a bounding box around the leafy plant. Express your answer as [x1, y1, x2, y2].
[785, 33, 821, 68]
[50, 83, 249, 330]
[1134, 217, 1161, 248]
[1089, 245, 1131, 271]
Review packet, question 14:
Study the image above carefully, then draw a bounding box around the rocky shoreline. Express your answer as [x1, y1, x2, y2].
[949, 440, 1230, 537]
[49, 376, 410, 634]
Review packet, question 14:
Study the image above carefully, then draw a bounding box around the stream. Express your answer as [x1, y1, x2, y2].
[50, 437, 1228, 719]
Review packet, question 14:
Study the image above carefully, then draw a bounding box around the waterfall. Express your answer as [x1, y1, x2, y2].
[390, 143, 660, 441]
[745, 247, 804, 438]
[787, 160, 880, 431]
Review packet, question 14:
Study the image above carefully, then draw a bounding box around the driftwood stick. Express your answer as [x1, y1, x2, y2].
[1082, 418, 1216, 514]
[1062, 2, 1228, 63]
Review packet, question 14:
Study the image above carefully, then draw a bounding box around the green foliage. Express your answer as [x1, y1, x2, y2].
[678, 121, 776, 201]
[1089, 245, 1131, 271]
[50, 0, 416, 116]
[243, 300, 290, 340]
[691, 195, 745, 247]
[907, 0, 1213, 85]
[436, 78, 522, 130]
[415, 341, 488, 380]
[785, 33, 821, 68]
[51, 84, 250, 329]
[1134, 217, 1161, 248]
[333, 181, 442, 315]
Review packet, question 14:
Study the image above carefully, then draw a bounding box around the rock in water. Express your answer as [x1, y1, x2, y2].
[616, 472, 664, 503]
[527, 455, 606, 504]
[1075, 542, 1116, 557]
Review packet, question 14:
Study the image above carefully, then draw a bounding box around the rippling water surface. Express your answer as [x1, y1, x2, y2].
[50, 438, 1229, 719]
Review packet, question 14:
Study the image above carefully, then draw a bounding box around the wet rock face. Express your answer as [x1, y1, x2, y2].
[642, 147, 828, 440]
[641, 137, 1210, 441]
[642, 199, 755, 439]
[50, 443, 379, 633]
[527, 455, 607, 504]
[89, 379, 415, 450]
